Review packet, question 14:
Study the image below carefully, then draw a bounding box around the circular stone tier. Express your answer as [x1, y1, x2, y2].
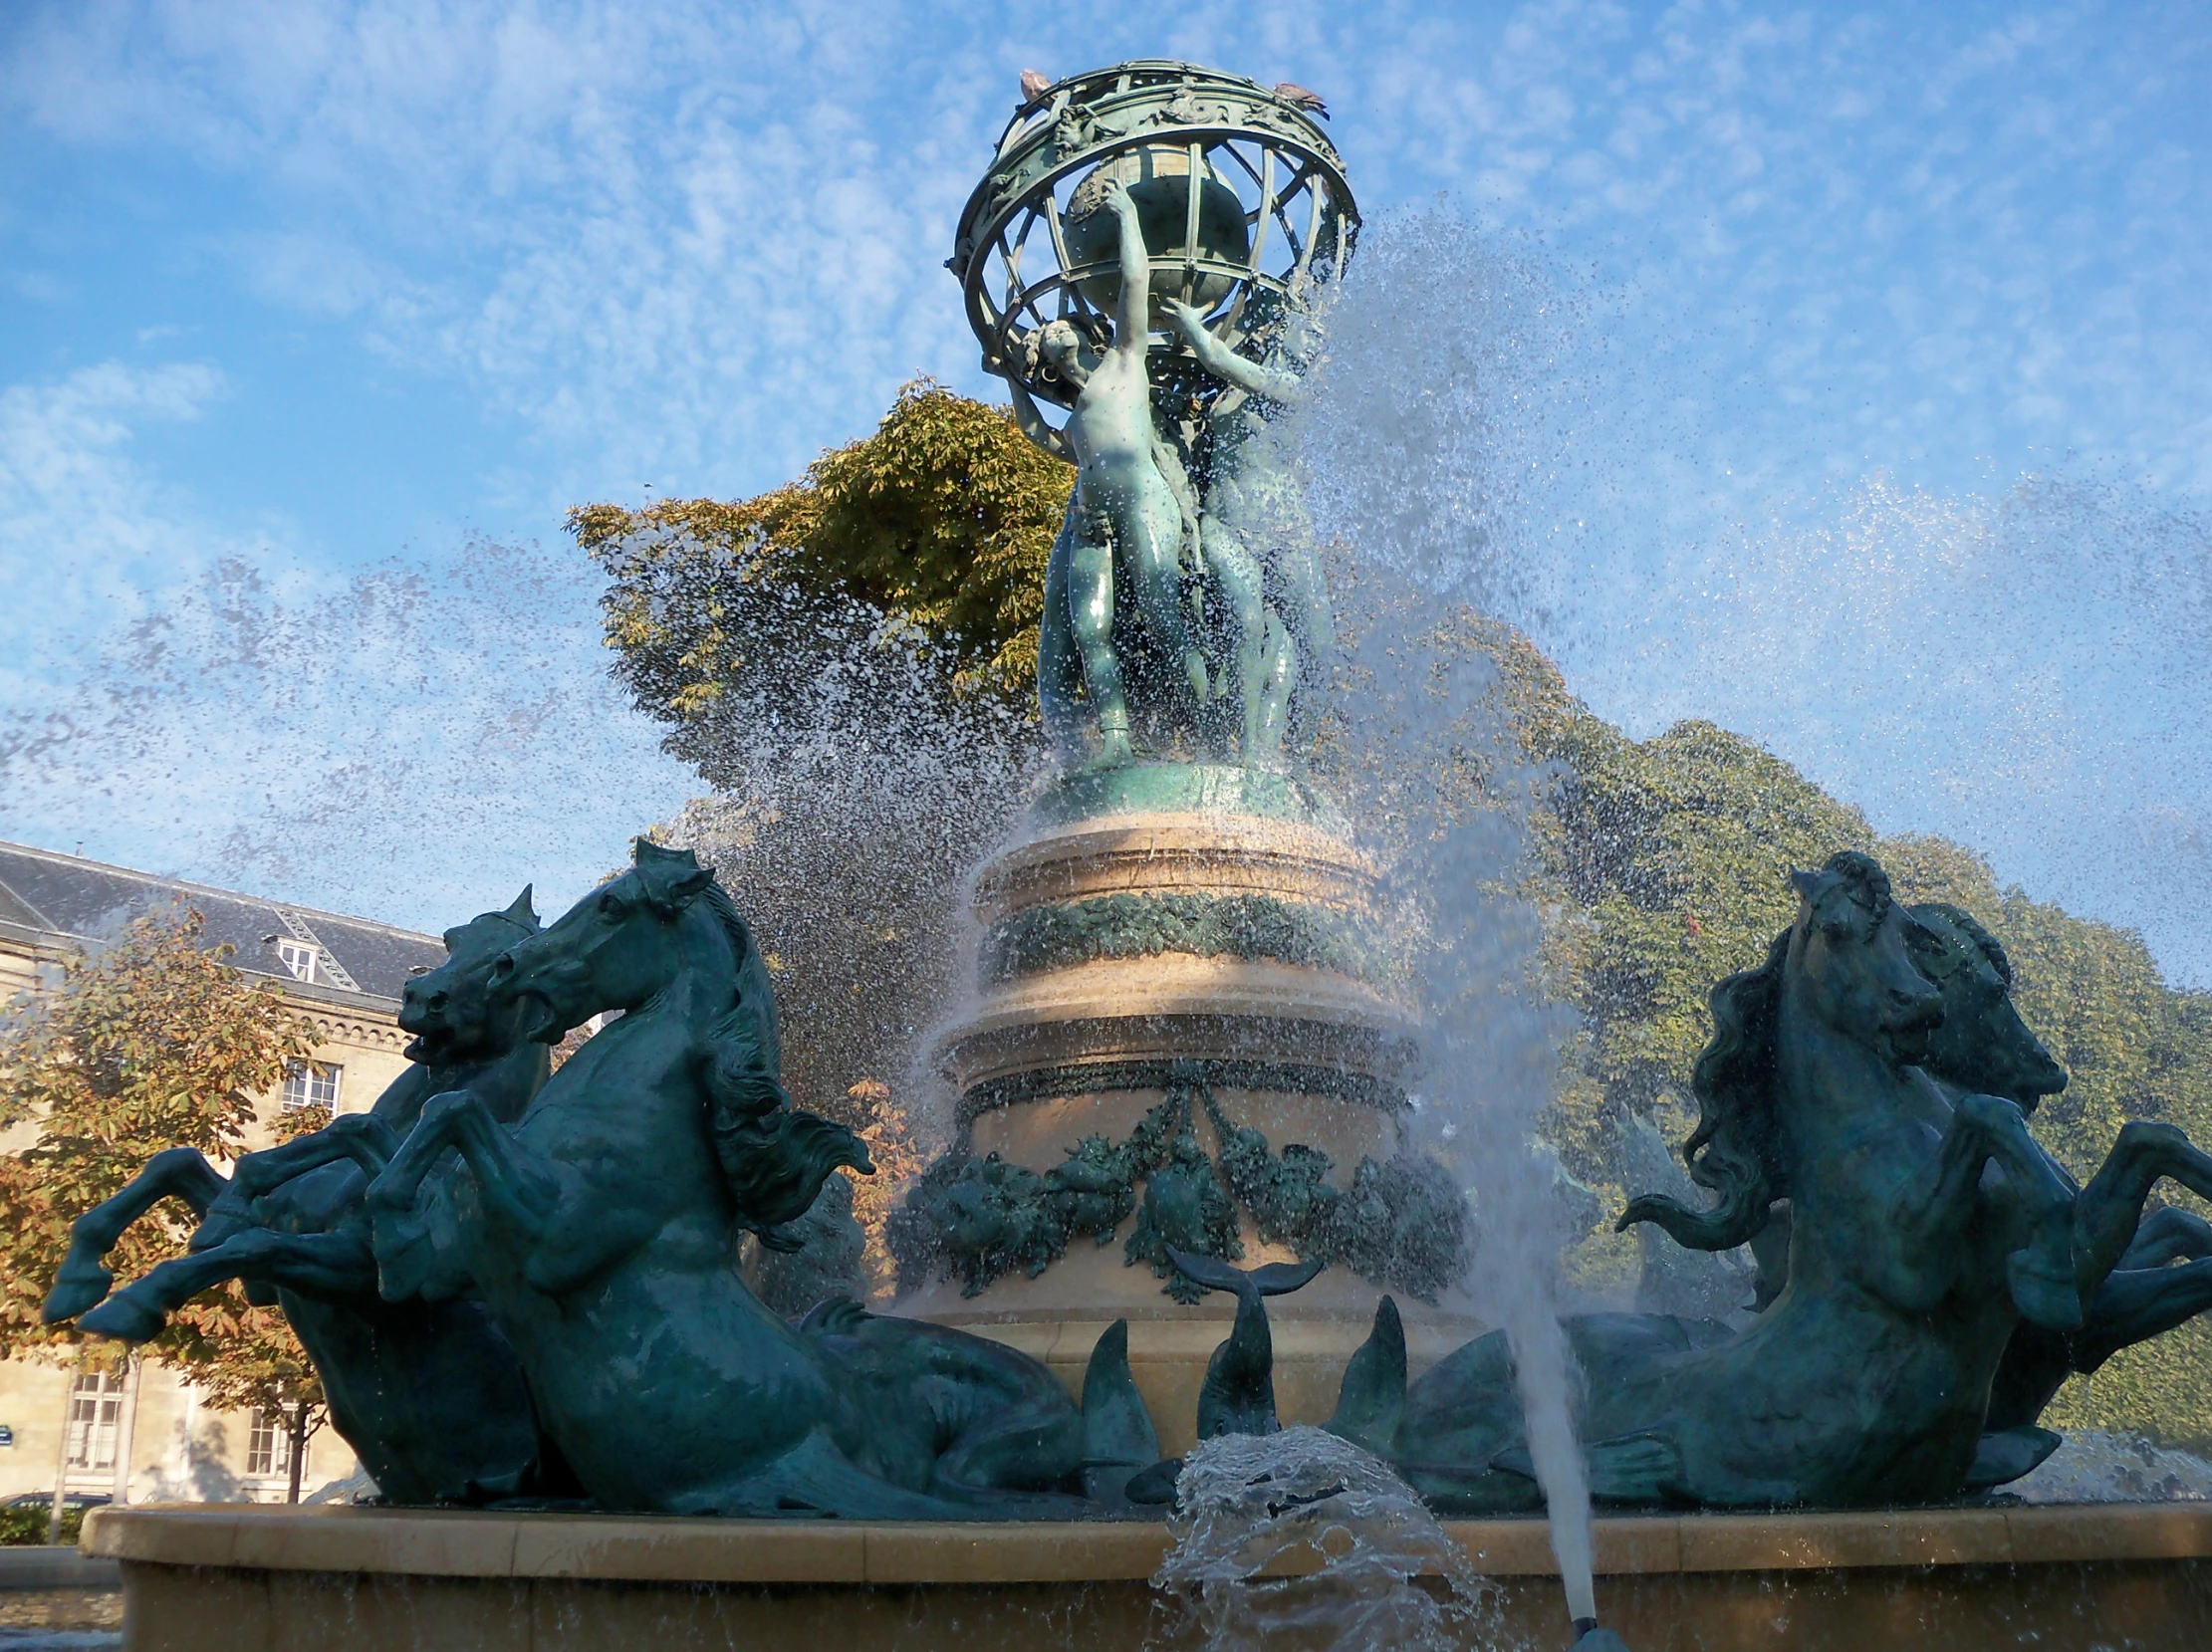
[898, 802, 1480, 1455]
[88, 1499, 2212, 1652]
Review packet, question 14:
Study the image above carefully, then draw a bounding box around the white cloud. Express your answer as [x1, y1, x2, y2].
[9, 1, 2203, 503]
[0, 354, 687, 931]
[0, 539, 694, 935]
[0, 360, 234, 696]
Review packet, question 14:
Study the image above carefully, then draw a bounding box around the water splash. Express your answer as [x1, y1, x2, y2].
[1152, 1426, 1498, 1652]
[0, 541, 690, 931]
[666, 710, 1024, 1125]
[1298, 209, 1600, 1624]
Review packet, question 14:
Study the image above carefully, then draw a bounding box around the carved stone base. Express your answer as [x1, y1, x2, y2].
[897, 798, 1476, 1455]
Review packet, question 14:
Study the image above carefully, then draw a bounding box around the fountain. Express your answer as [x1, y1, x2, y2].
[46, 58, 2212, 1652]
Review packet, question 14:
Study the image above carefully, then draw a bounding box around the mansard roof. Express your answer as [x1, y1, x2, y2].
[0, 839, 442, 1008]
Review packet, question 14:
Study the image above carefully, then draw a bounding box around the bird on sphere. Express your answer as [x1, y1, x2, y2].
[1019, 69, 1053, 107]
[1273, 82, 1328, 118]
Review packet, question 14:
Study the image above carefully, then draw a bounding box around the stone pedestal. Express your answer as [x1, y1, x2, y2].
[893, 780, 1481, 1454]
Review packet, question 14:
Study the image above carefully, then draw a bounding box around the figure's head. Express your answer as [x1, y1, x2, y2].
[1028, 319, 1096, 388]
[1907, 902, 2068, 1110]
[489, 839, 725, 1044]
[398, 887, 541, 1063]
[1786, 851, 1945, 1064]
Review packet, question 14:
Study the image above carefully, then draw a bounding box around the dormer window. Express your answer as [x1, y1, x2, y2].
[275, 939, 319, 984]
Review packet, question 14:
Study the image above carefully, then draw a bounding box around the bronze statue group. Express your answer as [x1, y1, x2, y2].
[1006, 174, 1335, 775]
[44, 840, 2212, 1517]
[39, 70, 2212, 1520]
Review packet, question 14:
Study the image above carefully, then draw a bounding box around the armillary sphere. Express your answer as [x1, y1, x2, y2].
[949, 60, 1359, 414]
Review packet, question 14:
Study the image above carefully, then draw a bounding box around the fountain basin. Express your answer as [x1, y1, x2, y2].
[84, 1500, 2212, 1650]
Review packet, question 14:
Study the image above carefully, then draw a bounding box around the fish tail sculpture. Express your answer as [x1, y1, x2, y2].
[1326, 1293, 1407, 1456]
[1078, 1319, 1161, 1502]
[1167, 1247, 1326, 1441]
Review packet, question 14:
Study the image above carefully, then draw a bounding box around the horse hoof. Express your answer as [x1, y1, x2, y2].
[78, 1295, 165, 1344]
[2007, 1251, 2085, 1332]
[41, 1270, 114, 1323]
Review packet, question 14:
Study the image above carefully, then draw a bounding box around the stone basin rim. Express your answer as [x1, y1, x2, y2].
[82, 1502, 2212, 1585]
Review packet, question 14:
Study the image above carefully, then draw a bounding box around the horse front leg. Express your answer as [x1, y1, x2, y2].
[43, 1149, 227, 1324]
[1866, 1108, 2000, 1309]
[365, 1091, 567, 1293]
[2117, 1206, 2212, 1271]
[2073, 1122, 2212, 1286]
[1958, 1094, 2086, 1331]
[2074, 1259, 2212, 1374]
[191, 1115, 403, 1250]
[77, 1228, 377, 1344]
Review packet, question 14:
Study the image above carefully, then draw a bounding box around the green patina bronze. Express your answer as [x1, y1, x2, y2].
[1910, 902, 2212, 1455]
[1122, 1103, 1245, 1300]
[954, 66, 1354, 780]
[336, 840, 1174, 1518]
[983, 888, 1390, 986]
[1029, 759, 1350, 827]
[50, 837, 2212, 1517]
[46, 64, 2212, 1529]
[751, 1171, 869, 1320]
[47, 893, 565, 1505]
[892, 1076, 1467, 1304]
[1329, 852, 2212, 1512]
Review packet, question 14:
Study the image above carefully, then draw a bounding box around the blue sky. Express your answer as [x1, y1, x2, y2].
[2, 2, 2207, 982]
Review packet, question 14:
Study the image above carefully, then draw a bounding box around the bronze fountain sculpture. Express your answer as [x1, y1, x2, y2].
[38, 61, 2212, 1652]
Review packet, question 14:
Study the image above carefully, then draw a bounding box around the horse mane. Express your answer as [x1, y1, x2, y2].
[696, 877, 783, 1076]
[690, 871, 869, 1246]
[1618, 925, 1792, 1252]
[1909, 901, 2011, 988]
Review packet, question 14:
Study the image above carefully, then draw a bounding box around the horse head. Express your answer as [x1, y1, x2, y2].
[399, 886, 541, 1063]
[1620, 852, 1943, 1257]
[491, 840, 849, 1248]
[1785, 851, 1945, 1067]
[490, 840, 725, 1045]
[1907, 903, 2068, 1111]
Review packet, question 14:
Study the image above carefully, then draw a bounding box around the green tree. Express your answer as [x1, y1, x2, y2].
[573, 383, 1060, 1123]
[0, 909, 330, 1497]
[571, 378, 1073, 782]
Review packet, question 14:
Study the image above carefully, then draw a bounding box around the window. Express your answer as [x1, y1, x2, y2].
[65, 1371, 123, 1472]
[246, 1409, 293, 1479]
[281, 1062, 342, 1112]
[275, 939, 319, 984]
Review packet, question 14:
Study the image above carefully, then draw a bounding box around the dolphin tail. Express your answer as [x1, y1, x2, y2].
[1080, 1319, 1162, 1500]
[1327, 1294, 1406, 1456]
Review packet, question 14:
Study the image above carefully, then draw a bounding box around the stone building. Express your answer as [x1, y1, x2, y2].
[0, 839, 442, 1505]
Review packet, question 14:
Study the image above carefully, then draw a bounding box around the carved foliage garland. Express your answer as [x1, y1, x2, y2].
[887, 1076, 1468, 1303]
[982, 890, 1393, 985]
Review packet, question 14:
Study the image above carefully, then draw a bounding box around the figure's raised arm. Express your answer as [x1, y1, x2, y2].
[1106, 181, 1151, 353]
[1006, 376, 1073, 462]
[1165, 300, 1305, 403]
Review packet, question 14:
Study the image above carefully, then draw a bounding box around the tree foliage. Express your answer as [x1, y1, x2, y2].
[570, 379, 1073, 783]
[573, 384, 1055, 1125]
[0, 910, 328, 1439]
